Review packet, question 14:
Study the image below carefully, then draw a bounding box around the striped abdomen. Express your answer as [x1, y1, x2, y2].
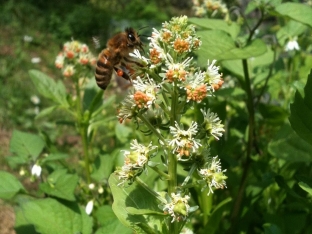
[95, 49, 116, 90]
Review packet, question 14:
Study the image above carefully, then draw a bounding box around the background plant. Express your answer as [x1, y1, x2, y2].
[1, 0, 312, 234]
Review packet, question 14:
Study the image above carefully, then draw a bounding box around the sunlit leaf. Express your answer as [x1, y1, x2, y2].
[39, 169, 78, 201]
[0, 171, 25, 200]
[275, 3, 312, 27]
[10, 130, 45, 161]
[298, 182, 312, 196]
[196, 30, 267, 66]
[29, 70, 69, 107]
[20, 198, 92, 234]
[189, 18, 240, 39]
[109, 174, 165, 234]
[94, 205, 132, 234]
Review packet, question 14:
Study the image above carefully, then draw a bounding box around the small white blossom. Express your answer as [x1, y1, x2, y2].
[23, 35, 33, 42]
[85, 200, 94, 215]
[30, 95, 40, 105]
[285, 38, 300, 51]
[198, 156, 227, 195]
[88, 183, 95, 190]
[169, 121, 201, 160]
[31, 164, 42, 177]
[31, 57, 41, 64]
[201, 108, 225, 140]
[205, 60, 223, 91]
[163, 193, 191, 223]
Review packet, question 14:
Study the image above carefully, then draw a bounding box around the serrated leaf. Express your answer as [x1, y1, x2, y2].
[9, 130, 45, 161]
[189, 18, 240, 39]
[289, 70, 312, 146]
[94, 205, 132, 234]
[20, 198, 92, 234]
[29, 70, 69, 107]
[39, 169, 78, 201]
[109, 174, 165, 234]
[298, 182, 312, 196]
[196, 30, 267, 66]
[268, 125, 312, 162]
[0, 171, 25, 200]
[275, 3, 312, 28]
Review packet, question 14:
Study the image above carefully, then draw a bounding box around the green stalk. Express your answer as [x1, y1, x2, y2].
[75, 82, 91, 184]
[138, 113, 167, 145]
[168, 83, 179, 234]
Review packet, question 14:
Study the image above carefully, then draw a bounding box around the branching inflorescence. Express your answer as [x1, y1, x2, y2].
[115, 16, 227, 225]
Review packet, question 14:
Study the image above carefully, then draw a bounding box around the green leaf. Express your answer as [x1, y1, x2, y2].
[20, 198, 92, 234]
[109, 173, 165, 234]
[268, 124, 312, 162]
[91, 154, 115, 182]
[126, 207, 166, 216]
[0, 171, 25, 200]
[39, 169, 78, 201]
[263, 223, 283, 234]
[29, 70, 69, 107]
[189, 18, 240, 39]
[10, 130, 45, 161]
[94, 205, 132, 234]
[289, 70, 312, 146]
[276, 20, 307, 45]
[196, 30, 267, 66]
[275, 3, 312, 28]
[298, 182, 312, 196]
[35, 106, 59, 120]
[202, 197, 232, 234]
[41, 153, 69, 164]
[115, 123, 132, 144]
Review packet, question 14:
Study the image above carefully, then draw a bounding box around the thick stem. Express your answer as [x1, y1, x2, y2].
[168, 83, 179, 234]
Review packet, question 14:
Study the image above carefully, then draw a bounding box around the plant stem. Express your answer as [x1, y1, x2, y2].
[138, 113, 167, 145]
[168, 84, 179, 234]
[75, 83, 91, 184]
[230, 58, 254, 229]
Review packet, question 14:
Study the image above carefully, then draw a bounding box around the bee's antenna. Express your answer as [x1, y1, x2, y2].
[138, 26, 149, 31]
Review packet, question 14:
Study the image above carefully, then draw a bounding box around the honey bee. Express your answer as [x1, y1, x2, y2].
[95, 28, 143, 90]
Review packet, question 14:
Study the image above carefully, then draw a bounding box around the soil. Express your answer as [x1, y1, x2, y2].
[0, 129, 16, 234]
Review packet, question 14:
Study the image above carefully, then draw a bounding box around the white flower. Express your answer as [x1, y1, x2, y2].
[285, 38, 300, 51]
[30, 95, 40, 105]
[88, 183, 95, 190]
[31, 164, 42, 177]
[169, 121, 201, 159]
[205, 60, 223, 91]
[198, 156, 227, 195]
[163, 193, 191, 223]
[31, 57, 41, 64]
[129, 49, 149, 65]
[201, 108, 225, 140]
[85, 200, 94, 215]
[132, 76, 159, 108]
[23, 35, 33, 42]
